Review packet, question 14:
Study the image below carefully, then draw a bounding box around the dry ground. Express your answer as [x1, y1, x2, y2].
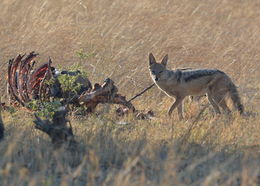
[0, 0, 259, 185]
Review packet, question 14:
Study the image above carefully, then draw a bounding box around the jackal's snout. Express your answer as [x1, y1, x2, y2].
[150, 70, 159, 81]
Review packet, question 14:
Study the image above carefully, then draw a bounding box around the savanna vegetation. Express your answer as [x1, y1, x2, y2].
[0, 0, 259, 185]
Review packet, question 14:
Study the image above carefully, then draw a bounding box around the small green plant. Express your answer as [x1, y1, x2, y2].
[57, 74, 82, 95]
[45, 76, 56, 86]
[27, 99, 62, 119]
[29, 63, 90, 118]
[46, 63, 89, 100]
[65, 63, 88, 77]
[75, 49, 96, 60]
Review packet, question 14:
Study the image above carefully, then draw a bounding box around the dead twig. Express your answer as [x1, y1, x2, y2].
[127, 83, 155, 103]
[33, 109, 78, 151]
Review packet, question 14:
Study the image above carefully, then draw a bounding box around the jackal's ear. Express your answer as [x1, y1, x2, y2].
[149, 53, 156, 66]
[161, 54, 168, 66]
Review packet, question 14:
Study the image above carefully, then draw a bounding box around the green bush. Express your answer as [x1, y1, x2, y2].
[27, 99, 62, 119]
[57, 74, 82, 95]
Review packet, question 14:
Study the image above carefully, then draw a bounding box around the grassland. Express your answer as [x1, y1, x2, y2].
[0, 0, 259, 185]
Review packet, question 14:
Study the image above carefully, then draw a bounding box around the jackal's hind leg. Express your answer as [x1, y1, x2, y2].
[168, 96, 185, 120]
[207, 94, 221, 115]
[218, 100, 231, 114]
[212, 93, 231, 114]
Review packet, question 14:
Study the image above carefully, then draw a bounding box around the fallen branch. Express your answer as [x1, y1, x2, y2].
[33, 109, 78, 150]
[127, 83, 155, 103]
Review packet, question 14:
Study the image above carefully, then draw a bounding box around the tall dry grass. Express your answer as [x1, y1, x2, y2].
[0, 0, 259, 185]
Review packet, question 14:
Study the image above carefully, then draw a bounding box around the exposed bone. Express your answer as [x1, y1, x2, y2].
[135, 110, 155, 120]
[7, 52, 51, 107]
[39, 59, 52, 101]
[116, 107, 155, 120]
[6, 53, 154, 120]
[7, 55, 25, 106]
[18, 52, 38, 102]
[28, 62, 51, 99]
[78, 78, 135, 113]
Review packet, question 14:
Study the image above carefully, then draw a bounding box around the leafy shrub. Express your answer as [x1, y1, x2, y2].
[57, 74, 82, 96]
[27, 99, 62, 119]
[31, 63, 90, 118]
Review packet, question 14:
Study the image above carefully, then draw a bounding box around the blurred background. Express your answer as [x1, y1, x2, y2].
[0, 0, 259, 104]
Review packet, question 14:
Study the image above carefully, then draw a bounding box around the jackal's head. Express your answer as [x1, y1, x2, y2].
[149, 53, 168, 82]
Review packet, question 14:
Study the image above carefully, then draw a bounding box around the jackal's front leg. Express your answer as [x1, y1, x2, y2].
[168, 96, 185, 120]
[177, 102, 184, 120]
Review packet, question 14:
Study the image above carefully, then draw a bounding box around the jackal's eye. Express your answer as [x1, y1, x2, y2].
[158, 71, 163, 74]
[151, 71, 155, 74]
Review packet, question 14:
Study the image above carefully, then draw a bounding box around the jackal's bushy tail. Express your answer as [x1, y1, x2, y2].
[229, 82, 244, 115]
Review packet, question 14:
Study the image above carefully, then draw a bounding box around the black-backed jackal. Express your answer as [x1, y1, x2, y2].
[148, 53, 244, 120]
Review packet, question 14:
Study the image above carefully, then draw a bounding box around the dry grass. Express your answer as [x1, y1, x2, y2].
[0, 0, 259, 185]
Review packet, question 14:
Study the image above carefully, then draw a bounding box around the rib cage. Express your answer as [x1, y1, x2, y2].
[6, 52, 138, 117]
[7, 52, 52, 107]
